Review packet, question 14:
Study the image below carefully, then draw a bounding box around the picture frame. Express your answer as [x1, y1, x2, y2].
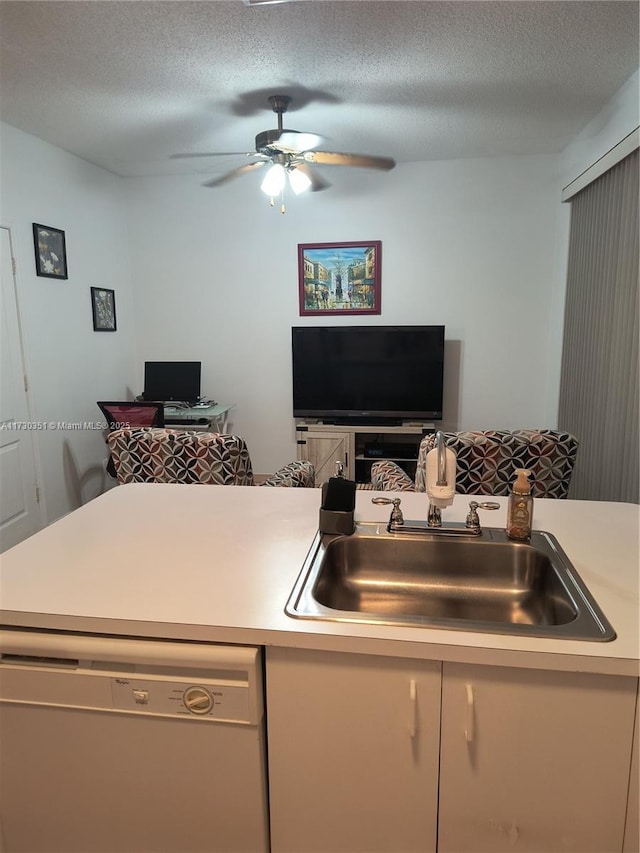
[90, 287, 117, 332]
[298, 241, 382, 316]
[32, 223, 68, 279]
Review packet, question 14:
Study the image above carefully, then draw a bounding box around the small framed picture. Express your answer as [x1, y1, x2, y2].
[90, 287, 117, 332]
[32, 223, 68, 279]
[298, 241, 382, 316]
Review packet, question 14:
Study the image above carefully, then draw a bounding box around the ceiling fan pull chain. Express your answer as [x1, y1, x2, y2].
[281, 189, 286, 215]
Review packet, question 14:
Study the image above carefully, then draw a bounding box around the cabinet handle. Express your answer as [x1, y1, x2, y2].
[408, 678, 417, 738]
[465, 683, 475, 743]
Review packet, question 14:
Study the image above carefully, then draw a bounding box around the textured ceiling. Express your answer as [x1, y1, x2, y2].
[0, 0, 638, 180]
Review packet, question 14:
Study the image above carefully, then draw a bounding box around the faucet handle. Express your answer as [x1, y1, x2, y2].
[466, 500, 500, 530]
[372, 496, 404, 528]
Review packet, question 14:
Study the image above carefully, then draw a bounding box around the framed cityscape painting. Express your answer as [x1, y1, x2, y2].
[298, 241, 381, 316]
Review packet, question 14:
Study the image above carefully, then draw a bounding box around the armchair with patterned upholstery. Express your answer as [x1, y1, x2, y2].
[371, 429, 578, 499]
[107, 428, 315, 487]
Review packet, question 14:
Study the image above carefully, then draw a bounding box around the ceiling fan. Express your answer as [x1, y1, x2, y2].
[170, 95, 396, 207]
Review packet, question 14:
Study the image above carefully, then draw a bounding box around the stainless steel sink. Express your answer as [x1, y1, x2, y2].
[286, 524, 616, 641]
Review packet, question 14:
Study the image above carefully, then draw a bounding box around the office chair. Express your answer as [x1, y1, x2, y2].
[371, 429, 579, 498]
[97, 401, 165, 478]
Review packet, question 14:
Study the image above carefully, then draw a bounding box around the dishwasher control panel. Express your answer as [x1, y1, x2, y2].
[0, 631, 263, 727]
[111, 676, 252, 722]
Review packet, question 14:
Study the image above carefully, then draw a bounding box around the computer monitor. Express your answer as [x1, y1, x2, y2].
[143, 361, 201, 404]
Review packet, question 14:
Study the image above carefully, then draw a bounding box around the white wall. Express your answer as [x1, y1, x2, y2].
[560, 68, 639, 188]
[0, 123, 137, 523]
[125, 153, 566, 473]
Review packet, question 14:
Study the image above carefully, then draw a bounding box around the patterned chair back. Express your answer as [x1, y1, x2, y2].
[108, 428, 254, 485]
[414, 429, 578, 498]
[107, 427, 315, 487]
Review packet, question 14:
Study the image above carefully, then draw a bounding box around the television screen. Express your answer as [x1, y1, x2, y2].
[143, 361, 201, 404]
[292, 326, 444, 423]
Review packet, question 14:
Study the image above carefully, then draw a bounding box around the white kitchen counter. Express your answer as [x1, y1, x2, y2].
[1, 485, 638, 676]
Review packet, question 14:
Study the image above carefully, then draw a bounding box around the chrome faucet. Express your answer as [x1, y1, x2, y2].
[436, 430, 447, 486]
[427, 502, 443, 528]
[427, 504, 442, 527]
[372, 496, 500, 536]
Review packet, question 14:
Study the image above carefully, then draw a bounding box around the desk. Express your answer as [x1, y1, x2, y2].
[164, 403, 233, 433]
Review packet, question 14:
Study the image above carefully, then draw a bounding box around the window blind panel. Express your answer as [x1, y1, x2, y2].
[558, 149, 638, 502]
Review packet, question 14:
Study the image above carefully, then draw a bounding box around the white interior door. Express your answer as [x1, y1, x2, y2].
[0, 226, 41, 552]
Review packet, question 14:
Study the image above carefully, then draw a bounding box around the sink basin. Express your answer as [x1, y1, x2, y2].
[286, 525, 615, 641]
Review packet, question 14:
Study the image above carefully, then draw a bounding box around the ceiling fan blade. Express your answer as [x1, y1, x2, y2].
[293, 162, 331, 192]
[304, 151, 396, 171]
[201, 161, 267, 188]
[170, 151, 257, 160]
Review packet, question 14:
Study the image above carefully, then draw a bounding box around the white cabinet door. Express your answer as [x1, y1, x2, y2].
[439, 663, 637, 853]
[267, 648, 441, 853]
[296, 429, 354, 482]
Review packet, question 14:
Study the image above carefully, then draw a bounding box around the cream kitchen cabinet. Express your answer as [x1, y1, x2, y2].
[266, 648, 442, 853]
[267, 652, 637, 853]
[623, 682, 639, 852]
[438, 663, 638, 853]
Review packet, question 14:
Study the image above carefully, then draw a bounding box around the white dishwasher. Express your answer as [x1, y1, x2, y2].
[0, 630, 269, 853]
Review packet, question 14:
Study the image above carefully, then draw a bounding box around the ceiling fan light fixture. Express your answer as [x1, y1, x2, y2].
[277, 131, 323, 153]
[260, 163, 286, 196]
[243, 0, 289, 6]
[288, 166, 312, 195]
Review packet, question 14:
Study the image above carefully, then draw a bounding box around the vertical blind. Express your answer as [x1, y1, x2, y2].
[558, 148, 638, 502]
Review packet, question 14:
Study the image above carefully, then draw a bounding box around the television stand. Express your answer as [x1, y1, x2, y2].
[295, 420, 435, 485]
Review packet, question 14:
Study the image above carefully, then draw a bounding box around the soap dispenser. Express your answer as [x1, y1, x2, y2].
[507, 468, 533, 540]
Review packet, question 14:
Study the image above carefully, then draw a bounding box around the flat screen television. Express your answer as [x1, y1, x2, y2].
[143, 361, 201, 404]
[292, 326, 445, 424]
